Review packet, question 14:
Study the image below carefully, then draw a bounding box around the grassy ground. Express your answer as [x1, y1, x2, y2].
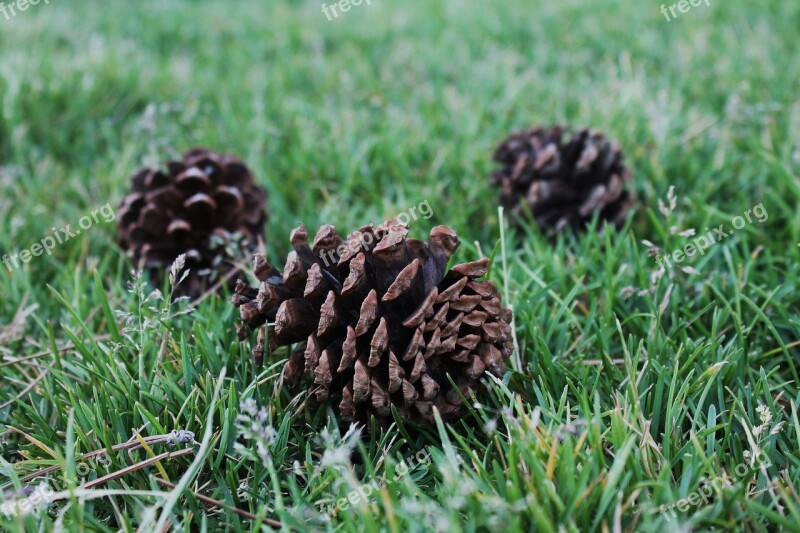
[1, 0, 799, 531]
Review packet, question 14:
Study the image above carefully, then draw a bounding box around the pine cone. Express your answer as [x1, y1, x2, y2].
[233, 220, 514, 427]
[117, 148, 267, 297]
[491, 125, 635, 232]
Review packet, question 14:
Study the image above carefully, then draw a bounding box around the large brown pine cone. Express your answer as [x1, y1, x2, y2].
[491, 125, 635, 232]
[233, 220, 514, 427]
[117, 148, 267, 297]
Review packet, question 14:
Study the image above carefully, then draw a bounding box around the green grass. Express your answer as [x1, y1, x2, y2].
[1, 0, 799, 530]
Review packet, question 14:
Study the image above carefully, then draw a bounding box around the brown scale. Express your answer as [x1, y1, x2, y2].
[491, 125, 636, 233]
[233, 219, 514, 428]
[117, 148, 268, 298]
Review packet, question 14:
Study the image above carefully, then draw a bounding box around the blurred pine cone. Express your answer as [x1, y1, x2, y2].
[233, 220, 514, 427]
[491, 125, 635, 232]
[118, 148, 267, 297]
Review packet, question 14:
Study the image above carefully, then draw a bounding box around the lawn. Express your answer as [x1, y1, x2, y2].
[1, 0, 799, 531]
